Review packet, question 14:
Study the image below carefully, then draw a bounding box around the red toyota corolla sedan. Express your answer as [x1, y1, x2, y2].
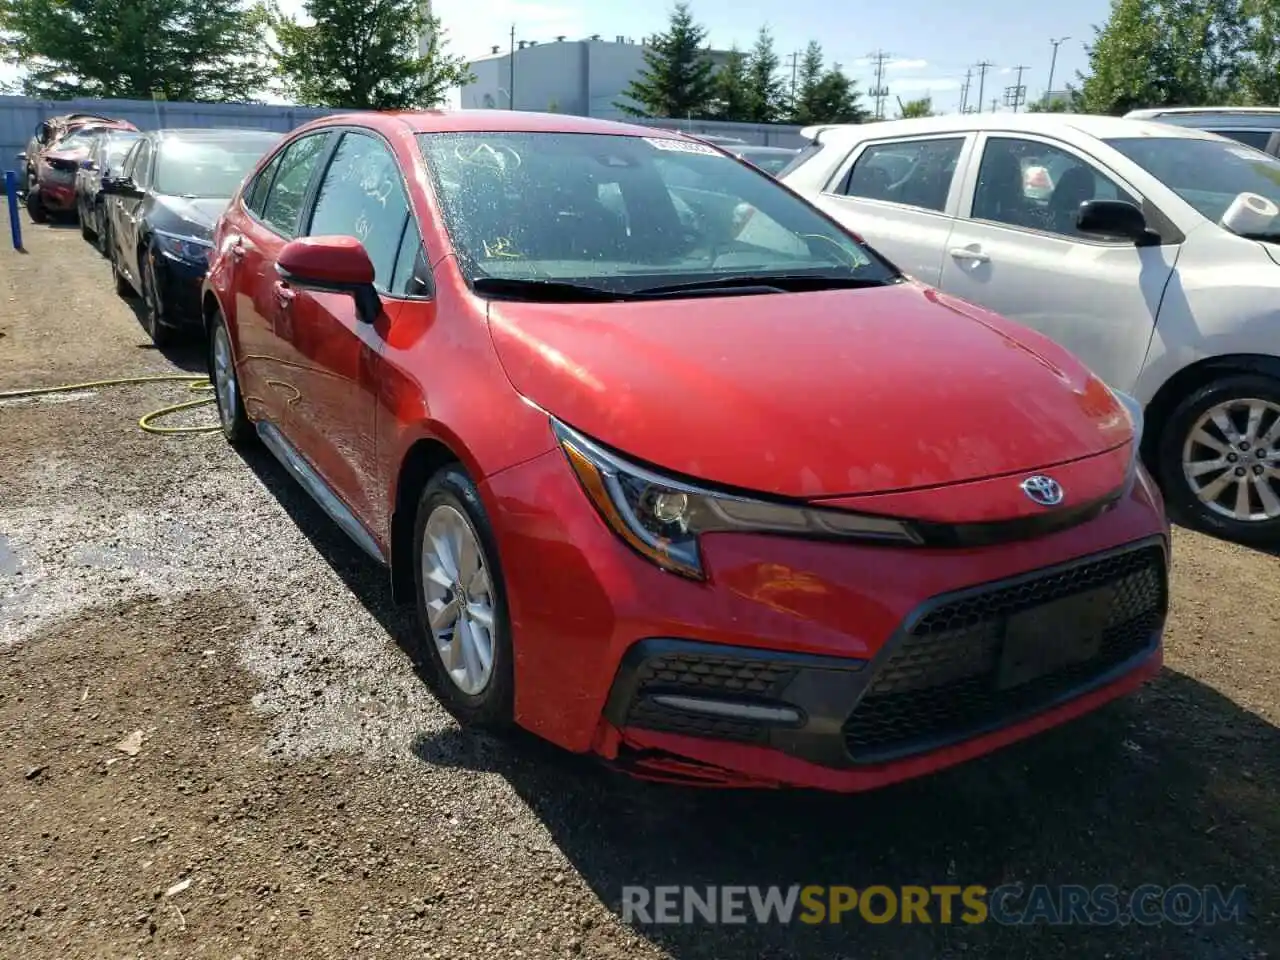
[202, 111, 1170, 791]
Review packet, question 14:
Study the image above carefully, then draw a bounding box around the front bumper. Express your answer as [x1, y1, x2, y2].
[480, 449, 1170, 792]
[36, 180, 77, 212]
[153, 252, 209, 329]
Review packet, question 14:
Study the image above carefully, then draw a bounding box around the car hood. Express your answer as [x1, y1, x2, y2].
[486, 280, 1132, 499]
[152, 196, 230, 236]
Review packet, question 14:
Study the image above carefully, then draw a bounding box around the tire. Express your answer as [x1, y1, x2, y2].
[1155, 372, 1280, 546]
[208, 312, 254, 447]
[139, 251, 173, 347]
[413, 466, 514, 729]
[80, 205, 95, 241]
[25, 189, 47, 224]
[95, 207, 110, 257]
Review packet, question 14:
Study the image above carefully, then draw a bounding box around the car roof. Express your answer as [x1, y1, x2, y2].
[148, 127, 283, 141]
[303, 109, 703, 141]
[807, 112, 1225, 146]
[1125, 106, 1280, 119]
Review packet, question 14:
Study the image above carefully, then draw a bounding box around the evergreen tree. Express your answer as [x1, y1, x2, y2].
[271, 0, 472, 109]
[808, 65, 869, 123]
[615, 2, 716, 118]
[743, 26, 786, 122]
[709, 46, 750, 120]
[790, 41, 827, 124]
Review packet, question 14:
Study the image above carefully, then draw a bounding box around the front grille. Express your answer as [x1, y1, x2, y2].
[624, 652, 799, 744]
[843, 544, 1166, 761]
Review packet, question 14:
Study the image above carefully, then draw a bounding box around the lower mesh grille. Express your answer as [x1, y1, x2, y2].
[843, 544, 1166, 761]
[623, 653, 799, 743]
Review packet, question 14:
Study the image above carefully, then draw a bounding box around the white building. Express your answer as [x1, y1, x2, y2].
[461, 35, 734, 120]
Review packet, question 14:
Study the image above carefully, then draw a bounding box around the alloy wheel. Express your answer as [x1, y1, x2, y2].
[211, 324, 238, 433]
[420, 504, 497, 696]
[1181, 397, 1280, 522]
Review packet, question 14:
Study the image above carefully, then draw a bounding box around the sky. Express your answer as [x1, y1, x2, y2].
[2, 0, 1110, 115]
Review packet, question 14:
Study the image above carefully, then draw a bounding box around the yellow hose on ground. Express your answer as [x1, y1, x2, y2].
[0, 374, 219, 435]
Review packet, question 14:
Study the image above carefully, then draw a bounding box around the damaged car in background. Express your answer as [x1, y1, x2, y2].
[19, 114, 138, 221]
[76, 128, 143, 253]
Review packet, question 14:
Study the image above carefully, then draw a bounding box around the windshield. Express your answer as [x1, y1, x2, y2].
[51, 132, 96, 153]
[153, 135, 280, 198]
[105, 135, 140, 167]
[417, 131, 896, 294]
[1105, 135, 1280, 230]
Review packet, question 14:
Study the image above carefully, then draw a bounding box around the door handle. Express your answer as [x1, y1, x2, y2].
[273, 280, 296, 308]
[949, 246, 990, 263]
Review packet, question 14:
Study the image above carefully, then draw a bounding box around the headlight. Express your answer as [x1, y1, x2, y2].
[552, 419, 922, 580]
[1109, 387, 1145, 491]
[154, 229, 213, 264]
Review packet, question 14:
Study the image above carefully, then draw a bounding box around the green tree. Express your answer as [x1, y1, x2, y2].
[615, 2, 716, 118]
[896, 96, 935, 118]
[806, 64, 869, 123]
[0, 0, 270, 100]
[709, 46, 750, 120]
[1240, 0, 1280, 104]
[790, 41, 827, 124]
[743, 26, 786, 122]
[271, 0, 471, 109]
[1077, 0, 1248, 114]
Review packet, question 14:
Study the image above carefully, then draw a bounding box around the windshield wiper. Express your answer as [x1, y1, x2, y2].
[472, 276, 635, 302]
[1239, 231, 1280, 243]
[631, 274, 895, 297]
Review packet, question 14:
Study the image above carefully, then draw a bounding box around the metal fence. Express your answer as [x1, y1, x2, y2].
[1, 95, 344, 169]
[2, 94, 812, 167]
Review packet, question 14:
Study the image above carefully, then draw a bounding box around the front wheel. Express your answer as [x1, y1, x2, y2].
[26, 189, 47, 224]
[413, 467, 514, 729]
[139, 251, 173, 347]
[1155, 373, 1280, 546]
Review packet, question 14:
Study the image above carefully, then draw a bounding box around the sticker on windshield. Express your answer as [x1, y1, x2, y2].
[643, 137, 720, 156]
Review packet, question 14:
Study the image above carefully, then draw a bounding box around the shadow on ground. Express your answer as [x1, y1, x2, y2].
[242, 447, 1278, 960]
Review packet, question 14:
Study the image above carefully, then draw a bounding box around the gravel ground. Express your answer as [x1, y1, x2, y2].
[2, 216, 1278, 960]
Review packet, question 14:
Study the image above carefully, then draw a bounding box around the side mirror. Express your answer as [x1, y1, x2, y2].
[277, 236, 381, 324]
[1077, 199, 1156, 244]
[100, 176, 139, 197]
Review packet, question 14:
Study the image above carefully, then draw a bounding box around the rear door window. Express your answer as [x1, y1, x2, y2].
[838, 137, 965, 213]
[259, 133, 330, 238]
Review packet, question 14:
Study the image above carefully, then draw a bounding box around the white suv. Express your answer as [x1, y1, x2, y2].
[782, 112, 1280, 546]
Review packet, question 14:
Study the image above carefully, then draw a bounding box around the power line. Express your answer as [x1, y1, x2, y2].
[509, 23, 516, 110]
[866, 49, 891, 120]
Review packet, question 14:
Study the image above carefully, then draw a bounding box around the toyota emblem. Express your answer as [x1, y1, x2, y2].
[1020, 475, 1064, 507]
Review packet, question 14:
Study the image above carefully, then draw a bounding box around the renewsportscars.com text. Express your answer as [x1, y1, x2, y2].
[621, 884, 1248, 927]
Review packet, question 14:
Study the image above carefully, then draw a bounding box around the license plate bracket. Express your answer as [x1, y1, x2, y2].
[997, 587, 1113, 689]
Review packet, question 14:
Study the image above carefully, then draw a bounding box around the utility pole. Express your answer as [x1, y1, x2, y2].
[508, 24, 516, 109]
[974, 60, 993, 112]
[990, 97, 999, 112]
[867, 49, 891, 120]
[959, 67, 972, 114]
[1045, 36, 1070, 108]
[787, 51, 800, 104]
[1005, 65, 1028, 112]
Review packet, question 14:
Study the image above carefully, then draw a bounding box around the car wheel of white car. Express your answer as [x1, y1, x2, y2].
[1157, 373, 1280, 545]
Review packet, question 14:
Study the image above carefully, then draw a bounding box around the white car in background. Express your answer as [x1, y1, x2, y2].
[782, 113, 1280, 546]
